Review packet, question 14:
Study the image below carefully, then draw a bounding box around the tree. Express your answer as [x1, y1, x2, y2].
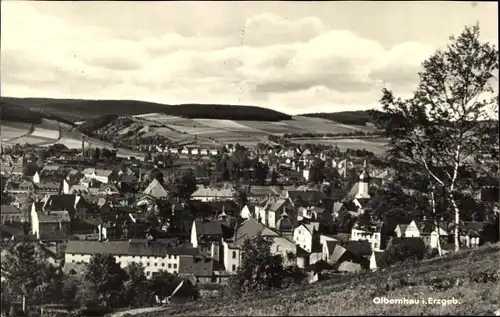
[233, 189, 248, 209]
[229, 235, 285, 295]
[377, 24, 499, 252]
[78, 254, 128, 308]
[1, 243, 61, 309]
[165, 168, 197, 200]
[122, 263, 154, 308]
[270, 170, 278, 186]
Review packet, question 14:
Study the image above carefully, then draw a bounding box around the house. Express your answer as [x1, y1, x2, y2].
[418, 222, 449, 249]
[97, 183, 120, 196]
[240, 204, 255, 219]
[191, 185, 235, 202]
[190, 219, 227, 248]
[39, 194, 89, 219]
[178, 255, 215, 283]
[143, 179, 169, 199]
[181, 147, 190, 155]
[35, 181, 62, 195]
[64, 240, 199, 278]
[31, 209, 71, 239]
[225, 218, 297, 271]
[459, 221, 491, 248]
[256, 198, 297, 229]
[350, 221, 384, 251]
[166, 279, 198, 304]
[209, 148, 219, 156]
[81, 168, 117, 184]
[343, 240, 372, 269]
[0, 205, 26, 224]
[394, 220, 420, 238]
[338, 261, 362, 273]
[293, 222, 321, 253]
[386, 237, 427, 257]
[282, 189, 324, 207]
[369, 251, 386, 271]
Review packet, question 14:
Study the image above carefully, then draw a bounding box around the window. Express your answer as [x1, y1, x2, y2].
[232, 264, 236, 271]
[146, 271, 150, 276]
[232, 251, 237, 259]
[169, 255, 172, 259]
[161, 263, 165, 267]
[173, 271, 177, 274]
[276, 246, 281, 252]
[173, 264, 177, 269]
[154, 263, 157, 267]
[146, 262, 150, 266]
[168, 264, 172, 268]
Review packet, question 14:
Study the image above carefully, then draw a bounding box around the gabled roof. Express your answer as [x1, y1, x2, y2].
[344, 240, 372, 257]
[44, 194, 85, 212]
[143, 179, 169, 199]
[192, 186, 235, 198]
[0, 205, 22, 215]
[193, 219, 224, 237]
[324, 240, 341, 255]
[234, 217, 279, 246]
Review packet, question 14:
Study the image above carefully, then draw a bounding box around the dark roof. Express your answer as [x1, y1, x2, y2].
[193, 220, 224, 236]
[286, 190, 324, 203]
[0, 205, 22, 215]
[389, 237, 427, 253]
[463, 221, 486, 233]
[66, 240, 200, 257]
[325, 240, 341, 255]
[44, 194, 83, 212]
[344, 240, 372, 256]
[0, 223, 25, 238]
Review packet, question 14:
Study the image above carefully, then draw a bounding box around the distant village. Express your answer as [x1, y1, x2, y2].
[1, 138, 499, 310]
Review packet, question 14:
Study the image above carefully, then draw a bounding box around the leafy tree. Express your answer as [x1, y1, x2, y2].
[78, 254, 128, 308]
[308, 159, 325, 184]
[122, 263, 154, 307]
[229, 235, 285, 295]
[270, 170, 278, 185]
[1, 243, 61, 309]
[233, 188, 248, 209]
[165, 168, 197, 200]
[377, 24, 499, 251]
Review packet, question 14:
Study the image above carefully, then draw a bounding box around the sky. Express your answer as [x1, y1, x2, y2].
[1, 1, 498, 115]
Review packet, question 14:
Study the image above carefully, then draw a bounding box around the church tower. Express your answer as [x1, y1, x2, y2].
[355, 160, 371, 199]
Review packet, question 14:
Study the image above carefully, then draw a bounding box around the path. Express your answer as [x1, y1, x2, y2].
[109, 306, 167, 317]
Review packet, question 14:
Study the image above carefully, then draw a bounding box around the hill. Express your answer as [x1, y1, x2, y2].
[301, 110, 384, 126]
[135, 244, 500, 316]
[0, 97, 292, 122]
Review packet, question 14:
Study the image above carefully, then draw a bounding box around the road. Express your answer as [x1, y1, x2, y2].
[109, 306, 167, 317]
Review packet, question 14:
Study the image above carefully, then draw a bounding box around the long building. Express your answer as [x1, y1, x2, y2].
[65, 239, 206, 278]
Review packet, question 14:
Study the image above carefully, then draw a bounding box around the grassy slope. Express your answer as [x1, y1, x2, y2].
[139, 244, 500, 316]
[0, 97, 292, 122]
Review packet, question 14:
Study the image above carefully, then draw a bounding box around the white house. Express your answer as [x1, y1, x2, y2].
[65, 240, 199, 278]
[293, 222, 320, 253]
[221, 240, 241, 273]
[350, 222, 383, 251]
[191, 148, 199, 156]
[240, 204, 254, 219]
[32, 171, 41, 184]
[181, 147, 190, 155]
[394, 220, 420, 238]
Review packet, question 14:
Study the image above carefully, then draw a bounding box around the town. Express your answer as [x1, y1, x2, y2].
[1, 130, 498, 315]
[1, 1, 499, 317]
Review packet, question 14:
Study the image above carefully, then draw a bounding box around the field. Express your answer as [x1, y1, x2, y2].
[135, 244, 500, 316]
[0, 122, 32, 141]
[292, 138, 388, 154]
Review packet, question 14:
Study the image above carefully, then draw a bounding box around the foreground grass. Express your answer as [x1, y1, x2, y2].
[134, 244, 500, 316]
